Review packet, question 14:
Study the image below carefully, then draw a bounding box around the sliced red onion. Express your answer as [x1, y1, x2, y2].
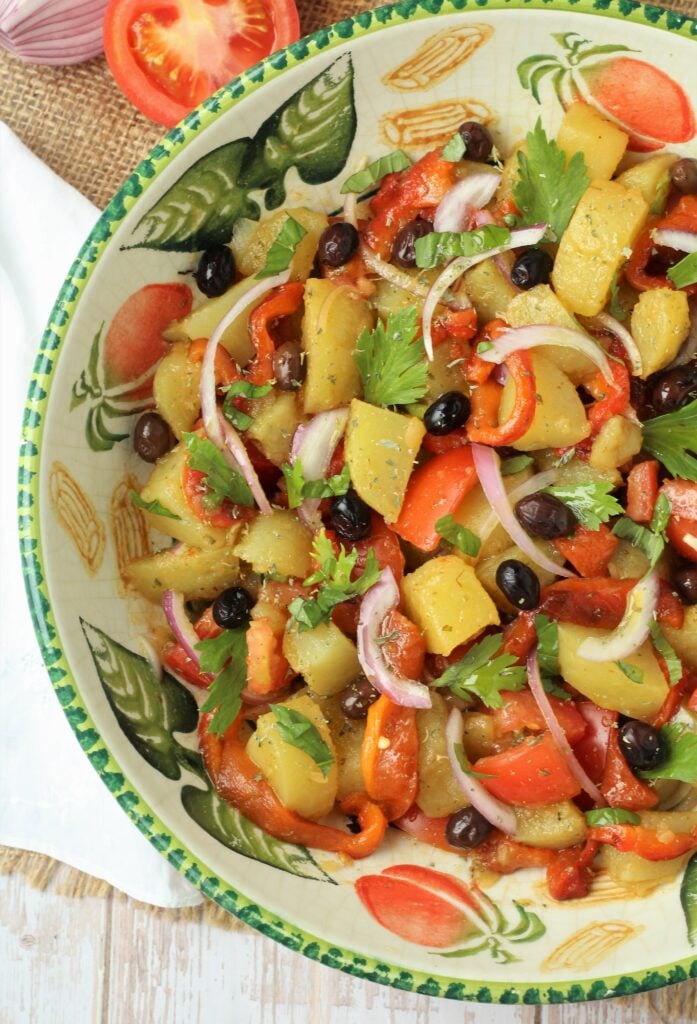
[591, 312, 643, 376]
[652, 228, 697, 254]
[471, 444, 574, 579]
[360, 244, 471, 312]
[477, 324, 614, 384]
[577, 571, 659, 662]
[433, 173, 501, 233]
[478, 468, 558, 548]
[445, 708, 517, 835]
[526, 649, 604, 804]
[421, 224, 547, 358]
[357, 569, 432, 709]
[163, 591, 201, 667]
[218, 414, 272, 516]
[472, 208, 516, 285]
[0, 0, 108, 64]
[290, 408, 349, 530]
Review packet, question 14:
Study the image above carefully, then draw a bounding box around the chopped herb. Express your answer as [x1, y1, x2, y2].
[435, 514, 481, 557]
[453, 741, 494, 778]
[130, 491, 181, 521]
[639, 722, 697, 783]
[476, 341, 494, 354]
[414, 224, 511, 270]
[651, 492, 672, 535]
[433, 632, 527, 708]
[340, 150, 411, 194]
[585, 808, 641, 827]
[354, 306, 428, 407]
[616, 660, 644, 683]
[501, 454, 535, 476]
[270, 705, 335, 777]
[199, 628, 248, 736]
[542, 677, 572, 700]
[441, 133, 467, 162]
[513, 119, 589, 242]
[543, 481, 623, 531]
[222, 380, 273, 431]
[535, 614, 559, 678]
[612, 496, 670, 569]
[183, 432, 255, 509]
[642, 399, 697, 482]
[667, 251, 697, 290]
[256, 215, 307, 279]
[288, 529, 381, 631]
[649, 621, 683, 686]
[608, 270, 627, 322]
[281, 460, 350, 509]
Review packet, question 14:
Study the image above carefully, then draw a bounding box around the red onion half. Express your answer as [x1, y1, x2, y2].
[163, 590, 200, 667]
[433, 173, 502, 233]
[357, 569, 432, 709]
[577, 571, 659, 662]
[471, 444, 574, 579]
[290, 408, 349, 530]
[477, 324, 614, 384]
[526, 648, 604, 804]
[652, 228, 697, 254]
[0, 0, 108, 65]
[445, 708, 517, 835]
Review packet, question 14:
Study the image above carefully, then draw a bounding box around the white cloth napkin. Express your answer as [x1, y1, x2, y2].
[0, 123, 202, 908]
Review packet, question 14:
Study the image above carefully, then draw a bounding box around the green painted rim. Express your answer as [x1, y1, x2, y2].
[19, 0, 697, 1004]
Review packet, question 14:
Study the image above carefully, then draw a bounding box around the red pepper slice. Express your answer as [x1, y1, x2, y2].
[466, 350, 537, 446]
[626, 460, 659, 523]
[379, 609, 426, 680]
[393, 446, 478, 551]
[473, 832, 555, 874]
[361, 695, 419, 822]
[553, 523, 618, 578]
[588, 823, 697, 859]
[546, 840, 599, 901]
[247, 282, 305, 385]
[539, 577, 684, 631]
[600, 728, 658, 811]
[626, 195, 697, 296]
[472, 733, 582, 806]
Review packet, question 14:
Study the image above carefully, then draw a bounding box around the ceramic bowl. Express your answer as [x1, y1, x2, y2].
[21, 0, 697, 1004]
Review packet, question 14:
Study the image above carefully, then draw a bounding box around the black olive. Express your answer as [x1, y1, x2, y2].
[424, 391, 471, 435]
[194, 244, 235, 298]
[510, 248, 554, 290]
[340, 677, 380, 719]
[515, 491, 577, 540]
[328, 489, 372, 542]
[391, 217, 433, 268]
[618, 719, 666, 771]
[212, 587, 254, 630]
[457, 121, 493, 163]
[670, 158, 697, 195]
[445, 806, 493, 849]
[675, 566, 697, 605]
[496, 559, 541, 610]
[651, 361, 697, 414]
[133, 412, 174, 463]
[273, 341, 305, 390]
[318, 222, 360, 268]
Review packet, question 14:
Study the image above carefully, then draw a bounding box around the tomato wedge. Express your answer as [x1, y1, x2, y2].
[104, 0, 300, 126]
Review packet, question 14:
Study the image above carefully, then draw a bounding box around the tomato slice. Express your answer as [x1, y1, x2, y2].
[472, 733, 582, 806]
[104, 0, 300, 126]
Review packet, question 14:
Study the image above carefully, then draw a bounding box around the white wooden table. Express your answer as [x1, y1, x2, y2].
[2, 870, 696, 1024]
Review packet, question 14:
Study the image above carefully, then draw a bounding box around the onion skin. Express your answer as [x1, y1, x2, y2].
[432, 173, 501, 233]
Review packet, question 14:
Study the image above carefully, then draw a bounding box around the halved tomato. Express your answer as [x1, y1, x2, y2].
[104, 0, 301, 126]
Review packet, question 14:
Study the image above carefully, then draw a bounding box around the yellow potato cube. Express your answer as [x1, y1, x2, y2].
[424, 343, 467, 403]
[552, 180, 648, 316]
[557, 622, 668, 721]
[451, 468, 533, 564]
[316, 694, 366, 799]
[505, 284, 595, 384]
[589, 415, 642, 472]
[233, 208, 328, 281]
[401, 555, 500, 655]
[283, 621, 361, 697]
[463, 257, 518, 323]
[124, 542, 241, 603]
[663, 606, 697, 671]
[246, 392, 306, 467]
[514, 801, 587, 850]
[498, 352, 591, 451]
[152, 342, 202, 440]
[416, 693, 467, 817]
[630, 287, 691, 378]
[617, 154, 678, 213]
[163, 276, 258, 365]
[234, 509, 313, 579]
[556, 103, 628, 181]
[345, 400, 425, 522]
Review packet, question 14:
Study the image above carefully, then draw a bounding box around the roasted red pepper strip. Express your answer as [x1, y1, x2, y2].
[600, 728, 658, 810]
[430, 307, 478, 350]
[422, 426, 470, 455]
[502, 610, 537, 661]
[461, 319, 509, 385]
[199, 715, 387, 857]
[247, 282, 305, 385]
[539, 577, 684, 631]
[652, 670, 695, 730]
[586, 344, 631, 434]
[588, 824, 697, 859]
[473, 832, 554, 874]
[188, 336, 239, 384]
[626, 195, 697, 296]
[626, 460, 659, 523]
[553, 523, 618, 577]
[393, 446, 478, 551]
[466, 350, 537, 445]
[379, 609, 426, 680]
[361, 695, 419, 821]
[546, 840, 599, 901]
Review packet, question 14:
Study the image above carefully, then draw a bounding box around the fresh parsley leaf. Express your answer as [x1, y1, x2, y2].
[649, 621, 683, 686]
[514, 119, 590, 242]
[222, 380, 273, 431]
[130, 491, 181, 521]
[612, 514, 667, 569]
[340, 150, 411, 194]
[433, 632, 527, 708]
[501, 454, 535, 476]
[435, 514, 481, 557]
[616, 660, 644, 683]
[199, 628, 248, 737]
[281, 460, 350, 510]
[183, 432, 255, 509]
[414, 224, 511, 269]
[543, 481, 623, 531]
[642, 399, 697, 482]
[441, 133, 466, 162]
[639, 722, 697, 783]
[651, 492, 672, 535]
[354, 306, 428, 407]
[608, 270, 627, 322]
[453, 741, 494, 778]
[535, 614, 559, 678]
[288, 530, 381, 631]
[667, 251, 697, 290]
[542, 677, 572, 700]
[585, 808, 641, 827]
[270, 705, 335, 777]
[256, 215, 307, 279]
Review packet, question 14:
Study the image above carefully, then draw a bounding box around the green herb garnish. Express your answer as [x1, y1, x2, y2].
[222, 380, 273, 431]
[435, 514, 481, 558]
[649, 621, 683, 686]
[354, 306, 428, 407]
[340, 150, 411, 193]
[667, 251, 697, 290]
[514, 119, 589, 241]
[199, 628, 248, 736]
[288, 529, 381, 631]
[256, 215, 307, 279]
[543, 481, 623, 531]
[130, 491, 181, 521]
[642, 399, 697, 482]
[585, 808, 641, 827]
[183, 432, 255, 509]
[270, 705, 335, 777]
[282, 460, 350, 510]
[639, 722, 697, 783]
[414, 224, 511, 270]
[433, 632, 527, 708]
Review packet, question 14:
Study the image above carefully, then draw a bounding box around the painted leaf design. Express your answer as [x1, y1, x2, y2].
[681, 852, 697, 945]
[181, 783, 334, 883]
[240, 54, 356, 209]
[130, 139, 259, 252]
[81, 620, 198, 780]
[70, 324, 103, 410]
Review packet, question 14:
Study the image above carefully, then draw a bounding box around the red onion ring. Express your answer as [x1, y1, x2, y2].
[163, 590, 200, 667]
[472, 208, 516, 285]
[577, 571, 659, 662]
[445, 708, 517, 835]
[433, 173, 501, 233]
[590, 312, 643, 377]
[477, 324, 614, 384]
[359, 244, 470, 311]
[290, 408, 349, 530]
[471, 444, 574, 579]
[477, 467, 558, 548]
[357, 569, 432, 709]
[218, 414, 272, 515]
[526, 648, 604, 804]
[652, 228, 697, 254]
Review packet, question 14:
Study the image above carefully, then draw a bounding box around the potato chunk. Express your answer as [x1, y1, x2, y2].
[498, 352, 590, 451]
[283, 622, 360, 697]
[416, 694, 467, 817]
[630, 288, 691, 378]
[616, 154, 677, 213]
[552, 180, 648, 316]
[600, 810, 697, 885]
[556, 103, 628, 181]
[316, 694, 365, 799]
[589, 415, 642, 472]
[153, 342, 201, 439]
[557, 623, 667, 720]
[463, 257, 518, 323]
[514, 801, 587, 850]
[451, 468, 533, 564]
[233, 208, 328, 281]
[246, 693, 338, 820]
[663, 606, 697, 671]
[505, 284, 595, 384]
[302, 279, 374, 414]
[345, 400, 425, 522]
[234, 509, 313, 579]
[401, 555, 500, 655]
[163, 276, 258, 365]
[246, 391, 306, 466]
[124, 542, 240, 603]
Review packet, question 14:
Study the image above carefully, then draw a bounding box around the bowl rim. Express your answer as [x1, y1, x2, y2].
[19, 0, 697, 1004]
